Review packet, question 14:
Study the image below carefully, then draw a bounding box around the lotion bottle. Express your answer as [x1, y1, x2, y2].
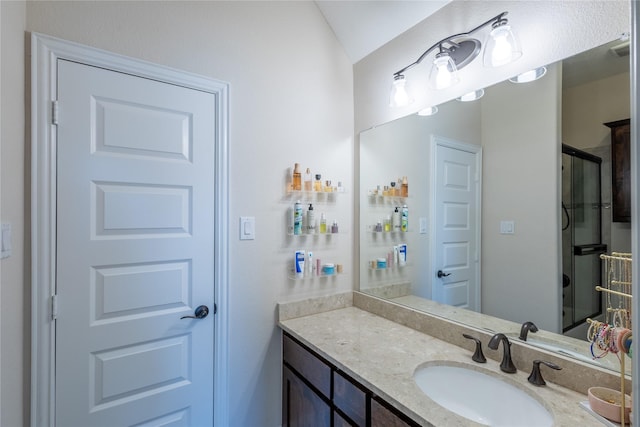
[392, 207, 401, 232]
[307, 204, 315, 234]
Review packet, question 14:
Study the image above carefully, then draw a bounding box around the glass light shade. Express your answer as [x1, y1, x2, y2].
[429, 53, 459, 90]
[417, 106, 439, 116]
[509, 66, 547, 83]
[389, 75, 414, 108]
[457, 89, 485, 102]
[483, 23, 522, 67]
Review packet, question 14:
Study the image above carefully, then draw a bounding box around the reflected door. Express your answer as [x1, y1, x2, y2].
[432, 137, 481, 311]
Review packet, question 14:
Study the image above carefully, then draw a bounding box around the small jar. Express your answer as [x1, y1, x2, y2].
[323, 263, 335, 275]
[377, 258, 387, 269]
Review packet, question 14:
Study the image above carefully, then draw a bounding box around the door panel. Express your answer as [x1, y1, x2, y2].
[56, 59, 215, 426]
[433, 139, 480, 311]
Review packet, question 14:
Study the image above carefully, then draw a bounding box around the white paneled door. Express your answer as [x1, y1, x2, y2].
[432, 137, 481, 312]
[55, 59, 215, 426]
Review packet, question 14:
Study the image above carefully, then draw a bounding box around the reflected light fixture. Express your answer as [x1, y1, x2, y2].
[390, 11, 521, 107]
[457, 89, 485, 102]
[417, 106, 439, 116]
[389, 74, 414, 107]
[509, 66, 547, 83]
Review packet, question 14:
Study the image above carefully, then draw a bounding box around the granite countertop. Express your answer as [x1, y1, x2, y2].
[279, 306, 603, 427]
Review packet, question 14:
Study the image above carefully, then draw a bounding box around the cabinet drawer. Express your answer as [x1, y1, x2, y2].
[371, 398, 418, 427]
[333, 370, 366, 427]
[283, 334, 331, 398]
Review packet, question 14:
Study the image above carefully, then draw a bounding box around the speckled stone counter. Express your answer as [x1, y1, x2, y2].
[279, 306, 603, 427]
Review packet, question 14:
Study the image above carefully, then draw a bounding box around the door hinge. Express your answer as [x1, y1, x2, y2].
[213, 303, 217, 315]
[51, 294, 58, 321]
[52, 100, 59, 125]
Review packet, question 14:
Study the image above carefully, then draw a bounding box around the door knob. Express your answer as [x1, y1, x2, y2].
[180, 305, 209, 319]
[437, 270, 451, 278]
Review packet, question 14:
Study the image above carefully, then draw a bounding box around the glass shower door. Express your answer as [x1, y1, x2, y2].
[562, 145, 604, 331]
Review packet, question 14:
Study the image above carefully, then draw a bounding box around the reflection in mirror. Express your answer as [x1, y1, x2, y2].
[358, 38, 631, 375]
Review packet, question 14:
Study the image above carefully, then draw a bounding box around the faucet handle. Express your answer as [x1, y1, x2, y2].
[462, 334, 487, 363]
[527, 360, 562, 386]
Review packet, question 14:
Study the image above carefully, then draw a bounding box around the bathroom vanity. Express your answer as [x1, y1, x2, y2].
[279, 297, 615, 426]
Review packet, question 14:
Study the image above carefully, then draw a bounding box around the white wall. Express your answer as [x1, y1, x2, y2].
[480, 64, 562, 332]
[2, 1, 354, 426]
[1, 2, 28, 426]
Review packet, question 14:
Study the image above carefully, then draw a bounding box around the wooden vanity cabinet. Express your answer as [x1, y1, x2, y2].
[605, 119, 631, 222]
[283, 332, 419, 427]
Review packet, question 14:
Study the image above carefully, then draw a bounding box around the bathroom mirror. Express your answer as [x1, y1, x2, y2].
[358, 37, 631, 374]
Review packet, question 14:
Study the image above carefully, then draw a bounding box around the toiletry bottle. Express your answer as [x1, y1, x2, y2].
[319, 213, 327, 234]
[389, 182, 396, 197]
[397, 177, 403, 196]
[401, 176, 408, 197]
[307, 204, 315, 234]
[331, 220, 339, 233]
[304, 168, 312, 192]
[337, 181, 344, 193]
[401, 204, 408, 232]
[295, 250, 305, 278]
[314, 174, 322, 192]
[392, 207, 401, 232]
[307, 251, 313, 276]
[292, 163, 302, 191]
[293, 200, 303, 235]
[384, 215, 391, 232]
[325, 180, 332, 192]
[287, 207, 294, 235]
[399, 244, 407, 266]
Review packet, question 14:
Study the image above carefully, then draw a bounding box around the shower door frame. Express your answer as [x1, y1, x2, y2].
[561, 144, 605, 332]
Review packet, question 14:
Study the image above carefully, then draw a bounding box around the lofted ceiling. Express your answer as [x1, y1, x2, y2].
[315, 0, 451, 63]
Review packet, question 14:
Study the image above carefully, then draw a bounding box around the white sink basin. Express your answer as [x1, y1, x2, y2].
[413, 363, 553, 426]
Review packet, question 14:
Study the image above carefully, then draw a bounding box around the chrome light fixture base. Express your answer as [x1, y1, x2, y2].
[446, 38, 481, 70]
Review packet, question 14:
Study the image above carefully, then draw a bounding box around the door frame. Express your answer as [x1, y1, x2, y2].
[30, 33, 230, 427]
[429, 135, 482, 310]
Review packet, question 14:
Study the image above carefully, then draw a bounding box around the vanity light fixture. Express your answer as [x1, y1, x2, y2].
[509, 66, 547, 83]
[390, 11, 521, 107]
[417, 106, 439, 116]
[457, 89, 485, 102]
[389, 74, 414, 107]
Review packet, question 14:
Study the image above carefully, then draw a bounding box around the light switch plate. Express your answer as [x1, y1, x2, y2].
[500, 220, 515, 234]
[419, 217, 427, 234]
[240, 216, 255, 240]
[1, 222, 12, 259]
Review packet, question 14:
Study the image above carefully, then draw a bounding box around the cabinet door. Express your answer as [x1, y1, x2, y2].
[283, 365, 331, 427]
[371, 398, 418, 427]
[333, 371, 366, 426]
[606, 119, 631, 222]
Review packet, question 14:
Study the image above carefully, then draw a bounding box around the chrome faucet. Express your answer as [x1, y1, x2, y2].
[488, 333, 517, 373]
[519, 321, 539, 341]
